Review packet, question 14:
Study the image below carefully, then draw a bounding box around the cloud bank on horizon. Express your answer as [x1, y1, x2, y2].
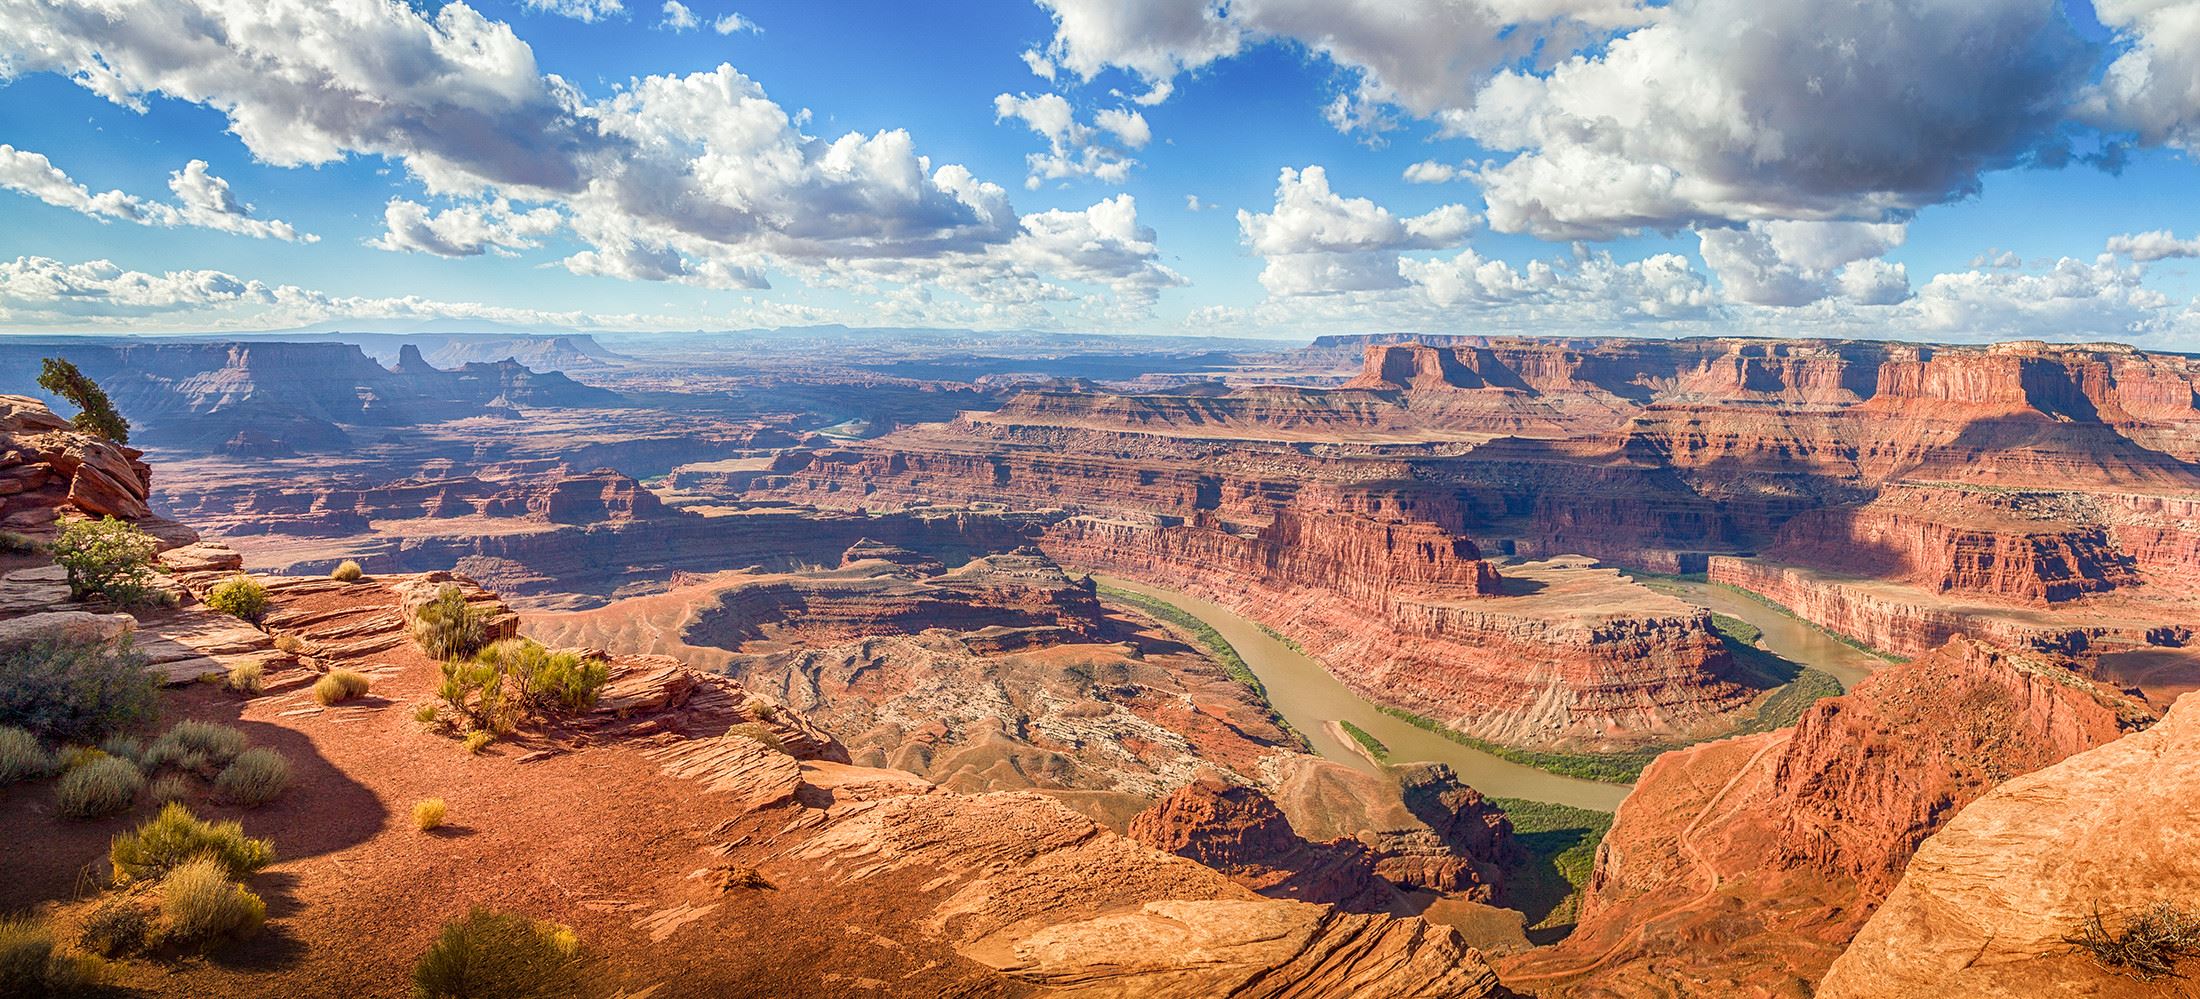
[0, 0, 2196, 345]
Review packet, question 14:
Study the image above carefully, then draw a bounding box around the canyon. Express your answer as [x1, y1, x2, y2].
[5, 326, 2198, 996]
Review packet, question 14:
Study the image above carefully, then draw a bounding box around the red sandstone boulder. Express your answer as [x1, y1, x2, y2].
[1128, 778, 1399, 913]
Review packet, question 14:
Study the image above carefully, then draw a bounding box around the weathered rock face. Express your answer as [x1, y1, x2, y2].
[1127, 779, 1400, 912]
[1768, 486, 2141, 604]
[1501, 637, 2150, 995]
[1769, 638, 2150, 899]
[0, 394, 201, 549]
[1821, 693, 2200, 998]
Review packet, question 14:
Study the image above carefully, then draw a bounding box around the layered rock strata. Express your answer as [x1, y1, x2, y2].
[1053, 512, 1743, 748]
[1499, 637, 2151, 995]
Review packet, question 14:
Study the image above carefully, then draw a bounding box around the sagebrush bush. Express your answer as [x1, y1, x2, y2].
[110, 802, 274, 884]
[2069, 901, 2200, 980]
[147, 774, 192, 806]
[413, 798, 447, 831]
[214, 748, 290, 807]
[314, 670, 371, 706]
[158, 857, 265, 948]
[438, 658, 506, 733]
[55, 755, 141, 819]
[411, 585, 488, 661]
[0, 725, 55, 783]
[143, 721, 247, 774]
[330, 560, 365, 582]
[77, 895, 155, 957]
[226, 661, 265, 696]
[411, 908, 589, 999]
[57, 746, 107, 771]
[203, 576, 269, 623]
[0, 634, 158, 744]
[97, 734, 142, 764]
[0, 915, 99, 995]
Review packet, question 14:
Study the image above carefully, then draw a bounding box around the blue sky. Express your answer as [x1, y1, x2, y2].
[0, 0, 2197, 344]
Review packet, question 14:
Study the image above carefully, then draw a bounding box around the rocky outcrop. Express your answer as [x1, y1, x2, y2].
[1127, 779, 1399, 912]
[1769, 638, 2150, 898]
[0, 394, 155, 524]
[1501, 637, 2150, 995]
[787, 787, 1513, 998]
[1821, 693, 2200, 997]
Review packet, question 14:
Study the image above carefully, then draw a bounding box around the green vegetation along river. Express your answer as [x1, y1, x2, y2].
[1091, 574, 1632, 812]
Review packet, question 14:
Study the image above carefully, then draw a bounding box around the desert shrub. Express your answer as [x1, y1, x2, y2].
[97, 734, 142, 764]
[314, 669, 371, 706]
[56, 745, 107, 771]
[413, 798, 447, 831]
[412, 586, 488, 661]
[438, 659, 506, 733]
[109, 802, 274, 884]
[462, 730, 494, 755]
[203, 576, 269, 623]
[330, 560, 365, 582]
[214, 748, 289, 807]
[147, 774, 191, 806]
[51, 517, 160, 605]
[0, 530, 41, 554]
[2069, 901, 2200, 980]
[77, 895, 155, 957]
[0, 634, 158, 744]
[0, 915, 99, 996]
[143, 721, 247, 773]
[226, 661, 265, 695]
[412, 703, 441, 726]
[272, 633, 306, 654]
[38, 357, 129, 443]
[158, 857, 265, 948]
[728, 722, 783, 753]
[0, 725, 55, 783]
[476, 640, 609, 719]
[54, 755, 141, 819]
[411, 908, 589, 999]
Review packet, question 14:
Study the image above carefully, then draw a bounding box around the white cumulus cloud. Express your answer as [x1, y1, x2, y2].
[1696, 220, 1909, 306]
[2107, 228, 2200, 261]
[0, 145, 315, 241]
[1236, 165, 1476, 295]
[0, 0, 1179, 322]
[658, 1, 698, 31]
[993, 92, 1150, 187]
[368, 198, 562, 257]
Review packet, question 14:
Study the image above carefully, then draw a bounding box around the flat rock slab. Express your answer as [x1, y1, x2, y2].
[0, 610, 134, 647]
[134, 609, 280, 685]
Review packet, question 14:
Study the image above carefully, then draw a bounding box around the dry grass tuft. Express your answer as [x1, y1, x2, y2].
[413, 798, 447, 831]
[313, 670, 371, 706]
